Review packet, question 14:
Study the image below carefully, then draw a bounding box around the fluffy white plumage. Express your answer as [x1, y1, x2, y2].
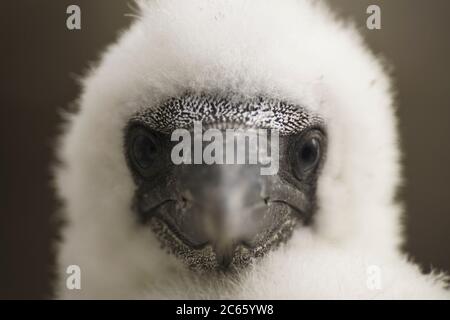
[55, 0, 449, 299]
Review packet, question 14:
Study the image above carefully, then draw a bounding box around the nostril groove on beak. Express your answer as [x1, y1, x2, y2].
[179, 190, 195, 209]
[179, 196, 188, 209]
[214, 241, 236, 270]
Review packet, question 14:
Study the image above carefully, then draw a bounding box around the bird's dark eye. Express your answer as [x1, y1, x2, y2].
[127, 126, 161, 178]
[299, 137, 320, 169]
[292, 129, 324, 179]
[133, 135, 158, 169]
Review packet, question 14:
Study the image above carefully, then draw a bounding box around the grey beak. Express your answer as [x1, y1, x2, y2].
[138, 162, 310, 270]
[175, 163, 269, 269]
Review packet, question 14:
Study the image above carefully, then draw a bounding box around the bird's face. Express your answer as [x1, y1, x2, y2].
[124, 93, 326, 272]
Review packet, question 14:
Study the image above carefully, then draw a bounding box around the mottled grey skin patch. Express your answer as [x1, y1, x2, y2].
[132, 92, 322, 135]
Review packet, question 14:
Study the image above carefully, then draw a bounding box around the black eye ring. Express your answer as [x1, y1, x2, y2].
[292, 129, 324, 180]
[127, 126, 161, 178]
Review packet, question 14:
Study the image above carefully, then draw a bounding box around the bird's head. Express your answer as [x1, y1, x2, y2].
[125, 93, 326, 271]
[56, 0, 401, 295]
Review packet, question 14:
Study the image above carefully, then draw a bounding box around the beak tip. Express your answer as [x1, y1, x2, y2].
[214, 241, 236, 270]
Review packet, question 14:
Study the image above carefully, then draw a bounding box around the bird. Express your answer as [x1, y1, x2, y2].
[54, 0, 449, 299]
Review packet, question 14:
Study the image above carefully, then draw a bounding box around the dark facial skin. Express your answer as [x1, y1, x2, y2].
[124, 94, 326, 272]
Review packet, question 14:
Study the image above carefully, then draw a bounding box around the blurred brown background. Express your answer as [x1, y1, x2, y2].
[1, 0, 449, 299]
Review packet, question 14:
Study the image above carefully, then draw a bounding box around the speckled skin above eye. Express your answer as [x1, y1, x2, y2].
[131, 93, 323, 135]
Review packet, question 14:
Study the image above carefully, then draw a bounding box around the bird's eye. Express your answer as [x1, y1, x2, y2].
[127, 126, 162, 178]
[292, 129, 324, 179]
[133, 135, 158, 169]
[299, 137, 320, 169]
